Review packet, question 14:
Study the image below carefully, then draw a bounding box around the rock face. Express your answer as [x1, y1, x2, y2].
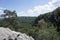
[0, 27, 34, 40]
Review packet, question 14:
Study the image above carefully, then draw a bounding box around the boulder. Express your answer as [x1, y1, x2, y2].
[0, 27, 34, 40]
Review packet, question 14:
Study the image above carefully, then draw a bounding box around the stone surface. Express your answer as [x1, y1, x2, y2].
[0, 27, 34, 40]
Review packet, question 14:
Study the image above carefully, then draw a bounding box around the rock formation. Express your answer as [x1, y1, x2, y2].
[0, 27, 34, 40]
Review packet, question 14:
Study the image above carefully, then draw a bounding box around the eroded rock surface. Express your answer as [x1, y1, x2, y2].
[0, 27, 34, 40]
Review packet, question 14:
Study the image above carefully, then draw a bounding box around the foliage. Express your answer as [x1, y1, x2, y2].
[18, 17, 36, 27]
[34, 7, 60, 32]
[0, 7, 60, 40]
[32, 7, 60, 40]
[0, 9, 20, 31]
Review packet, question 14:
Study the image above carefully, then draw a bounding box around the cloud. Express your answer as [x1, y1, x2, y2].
[0, 7, 6, 16]
[0, 0, 59, 17]
[0, 7, 15, 16]
[18, 0, 60, 16]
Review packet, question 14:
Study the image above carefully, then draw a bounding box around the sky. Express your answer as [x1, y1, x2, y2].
[0, 0, 60, 17]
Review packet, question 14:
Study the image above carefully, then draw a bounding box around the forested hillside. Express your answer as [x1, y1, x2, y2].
[32, 7, 60, 40]
[34, 7, 60, 32]
[18, 17, 36, 27]
[0, 7, 60, 40]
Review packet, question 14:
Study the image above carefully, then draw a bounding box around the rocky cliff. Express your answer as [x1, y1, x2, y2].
[0, 27, 34, 40]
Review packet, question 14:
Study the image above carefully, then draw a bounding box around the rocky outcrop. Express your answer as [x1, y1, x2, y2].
[0, 27, 34, 40]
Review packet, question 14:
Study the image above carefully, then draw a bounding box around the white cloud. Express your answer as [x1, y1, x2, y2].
[0, 7, 5, 16]
[0, 7, 15, 17]
[18, 0, 60, 16]
[0, 0, 59, 17]
[0, 7, 7, 16]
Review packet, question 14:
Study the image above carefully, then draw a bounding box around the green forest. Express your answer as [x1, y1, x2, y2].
[0, 7, 60, 40]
